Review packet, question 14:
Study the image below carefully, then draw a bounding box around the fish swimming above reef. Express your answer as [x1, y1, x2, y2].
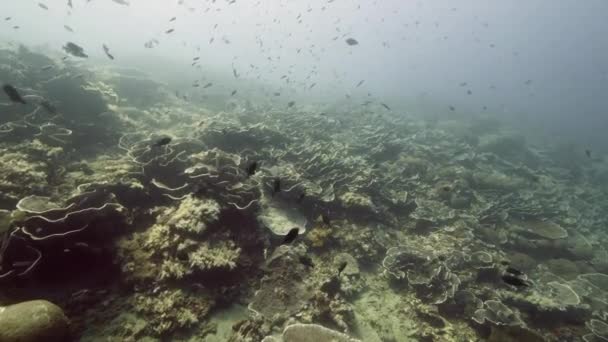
[144, 39, 159, 48]
[272, 178, 281, 196]
[345, 38, 359, 45]
[102, 44, 114, 60]
[299, 255, 314, 268]
[63, 42, 88, 58]
[246, 161, 258, 177]
[231, 89, 237, 96]
[585, 149, 592, 159]
[505, 267, 524, 276]
[64, 25, 74, 32]
[153, 137, 171, 147]
[111, 0, 130, 5]
[281, 227, 299, 245]
[2, 84, 26, 104]
[297, 191, 305, 203]
[38, 3, 49, 10]
[381, 103, 391, 110]
[165, 28, 175, 34]
[337, 261, 347, 275]
[356, 80, 365, 87]
[287, 101, 295, 108]
[502, 274, 529, 287]
[322, 213, 331, 226]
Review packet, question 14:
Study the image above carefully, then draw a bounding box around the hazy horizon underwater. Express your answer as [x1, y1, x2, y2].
[1, 1, 608, 341]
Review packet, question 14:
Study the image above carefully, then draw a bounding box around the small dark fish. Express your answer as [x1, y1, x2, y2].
[2, 84, 26, 104]
[502, 274, 529, 287]
[322, 213, 331, 226]
[299, 255, 314, 268]
[63, 42, 88, 58]
[231, 89, 237, 96]
[165, 28, 174, 34]
[233, 68, 239, 78]
[111, 0, 130, 5]
[381, 103, 391, 110]
[38, 3, 49, 10]
[524, 79, 532, 85]
[102, 44, 114, 60]
[169, 17, 176, 22]
[272, 178, 281, 195]
[309, 83, 316, 89]
[356, 80, 365, 87]
[281, 227, 299, 245]
[68, 0, 73, 8]
[585, 149, 591, 158]
[345, 38, 358, 45]
[5, 17, 11, 21]
[203, 82, 213, 88]
[505, 267, 523, 276]
[246, 161, 258, 177]
[41, 65, 54, 71]
[449, 105, 455, 111]
[153, 137, 172, 147]
[273, 92, 281, 96]
[287, 101, 295, 108]
[40, 100, 57, 114]
[64, 25, 74, 32]
[337, 261, 347, 275]
[193, 56, 200, 61]
[13, 26, 19, 29]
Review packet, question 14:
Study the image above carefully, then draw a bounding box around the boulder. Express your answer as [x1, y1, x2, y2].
[0, 300, 69, 342]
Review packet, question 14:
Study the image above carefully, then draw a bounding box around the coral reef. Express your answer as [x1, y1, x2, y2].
[3, 46, 608, 342]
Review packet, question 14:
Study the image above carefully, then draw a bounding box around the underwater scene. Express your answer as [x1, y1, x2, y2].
[1, 1, 608, 341]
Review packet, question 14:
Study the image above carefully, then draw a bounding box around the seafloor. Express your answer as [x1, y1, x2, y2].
[1, 46, 607, 342]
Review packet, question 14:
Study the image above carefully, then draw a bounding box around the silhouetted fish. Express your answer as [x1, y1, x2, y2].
[287, 101, 295, 108]
[299, 255, 314, 268]
[322, 213, 331, 226]
[231, 89, 237, 96]
[38, 3, 49, 10]
[337, 261, 347, 275]
[585, 149, 592, 159]
[505, 267, 523, 276]
[153, 137, 171, 147]
[102, 44, 114, 60]
[381, 103, 391, 110]
[281, 227, 299, 245]
[63, 42, 88, 58]
[502, 274, 528, 287]
[272, 178, 281, 196]
[2, 84, 26, 104]
[166, 29, 174, 34]
[246, 161, 258, 177]
[345, 38, 358, 45]
[356, 80, 365, 87]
